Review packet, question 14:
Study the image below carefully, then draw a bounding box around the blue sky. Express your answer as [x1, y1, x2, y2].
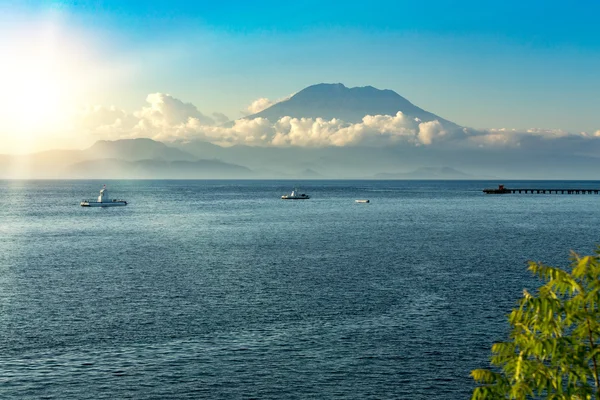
[1, 0, 599, 135]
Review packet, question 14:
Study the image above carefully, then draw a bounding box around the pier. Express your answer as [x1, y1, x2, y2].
[483, 185, 600, 195]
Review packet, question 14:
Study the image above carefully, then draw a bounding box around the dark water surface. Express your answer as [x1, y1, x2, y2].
[2, 180, 600, 399]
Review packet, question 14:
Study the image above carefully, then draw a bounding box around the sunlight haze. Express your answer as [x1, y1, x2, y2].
[4, 3, 600, 399]
[0, 0, 598, 172]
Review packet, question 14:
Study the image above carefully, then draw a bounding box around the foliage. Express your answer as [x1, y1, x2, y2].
[472, 249, 600, 399]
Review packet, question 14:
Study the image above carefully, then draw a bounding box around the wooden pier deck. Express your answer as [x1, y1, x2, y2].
[483, 185, 600, 195]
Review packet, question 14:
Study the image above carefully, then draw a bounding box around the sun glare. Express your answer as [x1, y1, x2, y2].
[0, 22, 80, 151]
[3, 65, 66, 131]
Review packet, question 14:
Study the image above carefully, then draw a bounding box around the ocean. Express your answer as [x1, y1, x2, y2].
[1, 180, 599, 399]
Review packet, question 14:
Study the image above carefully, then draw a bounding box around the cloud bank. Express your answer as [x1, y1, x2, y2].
[77, 93, 600, 151]
[245, 98, 275, 114]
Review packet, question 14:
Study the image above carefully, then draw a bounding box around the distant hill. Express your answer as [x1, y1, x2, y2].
[169, 139, 229, 160]
[0, 139, 253, 179]
[374, 167, 475, 180]
[0, 149, 89, 178]
[299, 168, 325, 178]
[4, 137, 600, 179]
[85, 138, 197, 162]
[245, 83, 460, 128]
[66, 158, 252, 179]
[3, 82, 600, 179]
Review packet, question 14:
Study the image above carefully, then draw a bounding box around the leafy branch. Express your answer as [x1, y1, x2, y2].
[472, 249, 600, 399]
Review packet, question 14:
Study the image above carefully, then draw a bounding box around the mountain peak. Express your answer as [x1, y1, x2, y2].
[301, 82, 347, 91]
[297, 83, 392, 97]
[246, 83, 459, 127]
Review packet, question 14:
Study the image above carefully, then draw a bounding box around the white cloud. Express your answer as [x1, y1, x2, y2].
[135, 93, 215, 127]
[79, 105, 130, 130]
[77, 105, 138, 140]
[525, 128, 571, 138]
[464, 127, 600, 151]
[76, 93, 600, 150]
[177, 111, 453, 147]
[469, 133, 513, 147]
[76, 93, 217, 139]
[243, 93, 295, 115]
[246, 98, 275, 114]
[417, 120, 446, 145]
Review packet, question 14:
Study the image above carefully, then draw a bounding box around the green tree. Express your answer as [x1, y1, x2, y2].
[472, 250, 600, 399]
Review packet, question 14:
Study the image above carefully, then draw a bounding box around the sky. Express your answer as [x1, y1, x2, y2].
[0, 0, 599, 153]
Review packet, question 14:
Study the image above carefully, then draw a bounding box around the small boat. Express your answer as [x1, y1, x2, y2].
[81, 185, 127, 207]
[355, 199, 370, 203]
[281, 188, 310, 200]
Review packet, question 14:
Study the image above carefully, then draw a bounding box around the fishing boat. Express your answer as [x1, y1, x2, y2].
[281, 188, 310, 200]
[81, 185, 128, 207]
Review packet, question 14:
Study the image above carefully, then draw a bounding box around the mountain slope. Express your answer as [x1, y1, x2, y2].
[0, 150, 89, 178]
[66, 158, 252, 179]
[245, 83, 460, 128]
[85, 138, 197, 162]
[373, 167, 475, 179]
[0, 139, 252, 178]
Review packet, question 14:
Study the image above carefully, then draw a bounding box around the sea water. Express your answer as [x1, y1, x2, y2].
[1, 180, 599, 399]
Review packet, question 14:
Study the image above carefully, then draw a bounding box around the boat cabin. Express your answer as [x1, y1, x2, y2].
[98, 188, 109, 203]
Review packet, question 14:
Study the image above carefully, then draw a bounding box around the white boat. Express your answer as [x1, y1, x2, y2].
[355, 199, 370, 203]
[81, 185, 127, 207]
[281, 188, 310, 200]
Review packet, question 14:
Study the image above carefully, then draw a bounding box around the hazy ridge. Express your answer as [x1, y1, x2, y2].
[2, 84, 599, 179]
